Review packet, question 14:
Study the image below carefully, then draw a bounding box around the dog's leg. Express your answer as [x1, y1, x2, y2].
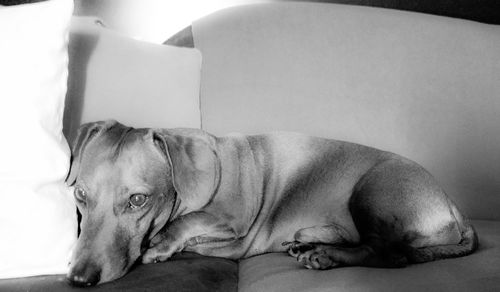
[285, 224, 356, 258]
[294, 243, 407, 269]
[284, 224, 397, 270]
[142, 211, 236, 264]
[293, 158, 477, 270]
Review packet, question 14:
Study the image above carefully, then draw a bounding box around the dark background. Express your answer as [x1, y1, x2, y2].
[286, 0, 500, 24]
[2, 0, 500, 25]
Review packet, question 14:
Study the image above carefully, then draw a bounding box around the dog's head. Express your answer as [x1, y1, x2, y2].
[65, 120, 220, 286]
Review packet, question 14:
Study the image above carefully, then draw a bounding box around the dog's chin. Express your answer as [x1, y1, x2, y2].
[95, 248, 143, 285]
[94, 260, 133, 285]
[97, 268, 128, 286]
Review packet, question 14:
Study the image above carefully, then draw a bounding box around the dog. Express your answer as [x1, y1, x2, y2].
[65, 120, 478, 286]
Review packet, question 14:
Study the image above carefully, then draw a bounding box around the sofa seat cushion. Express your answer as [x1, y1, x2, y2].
[0, 253, 237, 292]
[239, 220, 500, 292]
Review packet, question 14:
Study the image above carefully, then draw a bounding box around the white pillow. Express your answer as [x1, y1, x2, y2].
[0, 0, 76, 278]
[64, 17, 202, 142]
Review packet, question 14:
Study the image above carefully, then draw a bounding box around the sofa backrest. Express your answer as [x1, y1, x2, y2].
[192, 3, 500, 220]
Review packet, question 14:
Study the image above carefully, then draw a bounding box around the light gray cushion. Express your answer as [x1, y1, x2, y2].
[64, 17, 202, 143]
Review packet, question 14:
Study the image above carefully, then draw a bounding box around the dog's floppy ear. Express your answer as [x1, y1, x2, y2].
[66, 120, 118, 186]
[151, 130, 221, 212]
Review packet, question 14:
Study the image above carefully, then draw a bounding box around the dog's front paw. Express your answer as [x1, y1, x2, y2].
[142, 246, 175, 264]
[142, 239, 182, 264]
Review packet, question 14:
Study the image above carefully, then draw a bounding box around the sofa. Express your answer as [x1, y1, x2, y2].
[1, 2, 499, 291]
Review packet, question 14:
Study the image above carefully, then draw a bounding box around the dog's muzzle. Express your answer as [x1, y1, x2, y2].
[67, 262, 101, 287]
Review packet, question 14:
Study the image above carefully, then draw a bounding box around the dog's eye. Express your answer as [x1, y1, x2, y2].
[74, 187, 86, 203]
[129, 193, 148, 208]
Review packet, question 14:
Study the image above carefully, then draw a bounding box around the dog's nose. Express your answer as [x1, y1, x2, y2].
[67, 264, 101, 287]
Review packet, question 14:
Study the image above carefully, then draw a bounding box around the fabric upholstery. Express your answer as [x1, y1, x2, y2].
[192, 2, 500, 220]
[239, 220, 500, 292]
[0, 0, 76, 279]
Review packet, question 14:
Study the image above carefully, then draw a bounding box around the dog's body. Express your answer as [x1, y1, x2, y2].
[66, 120, 477, 286]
